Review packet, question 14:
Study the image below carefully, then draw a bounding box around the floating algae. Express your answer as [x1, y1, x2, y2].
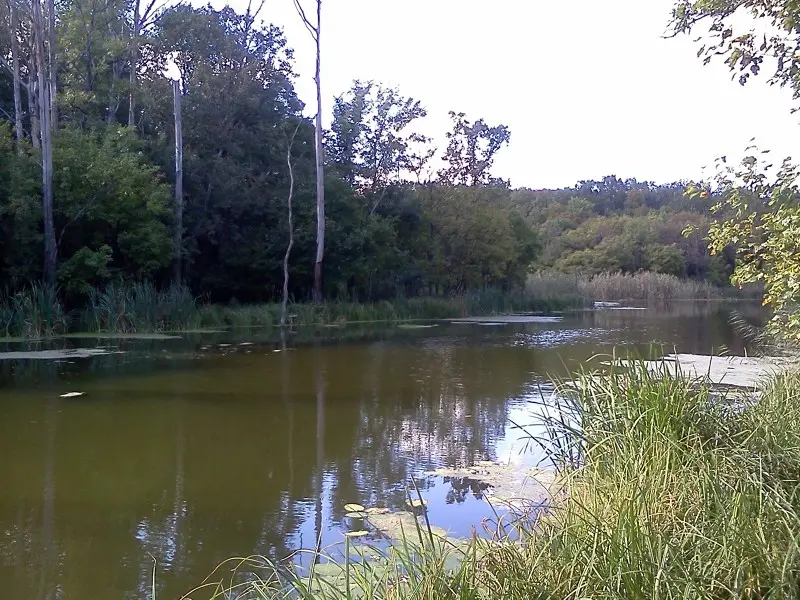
[0, 348, 122, 360]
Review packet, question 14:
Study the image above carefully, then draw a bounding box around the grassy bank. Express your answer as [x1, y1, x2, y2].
[192, 363, 800, 599]
[0, 273, 760, 339]
[0, 282, 588, 339]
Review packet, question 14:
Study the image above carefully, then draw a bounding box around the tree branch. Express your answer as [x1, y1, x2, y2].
[293, 0, 318, 40]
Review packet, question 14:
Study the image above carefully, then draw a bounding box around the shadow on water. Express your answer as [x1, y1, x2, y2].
[0, 302, 765, 599]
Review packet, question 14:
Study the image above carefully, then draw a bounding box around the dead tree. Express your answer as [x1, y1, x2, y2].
[293, 0, 325, 302]
[9, 0, 24, 146]
[172, 77, 183, 286]
[128, 0, 161, 128]
[46, 0, 55, 130]
[281, 122, 301, 328]
[31, 0, 56, 285]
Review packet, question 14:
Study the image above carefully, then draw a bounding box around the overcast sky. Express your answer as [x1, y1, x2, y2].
[214, 0, 798, 189]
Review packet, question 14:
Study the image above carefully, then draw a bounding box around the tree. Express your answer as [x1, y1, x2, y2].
[670, 0, 800, 105]
[6, 0, 24, 145]
[281, 121, 300, 327]
[172, 77, 182, 285]
[327, 80, 432, 213]
[688, 154, 800, 338]
[437, 111, 510, 187]
[31, 0, 56, 284]
[128, 0, 164, 128]
[52, 126, 173, 295]
[672, 0, 800, 337]
[293, 0, 325, 302]
[148, 4, 309, 301]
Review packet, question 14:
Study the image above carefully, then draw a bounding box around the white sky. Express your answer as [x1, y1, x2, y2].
[216, 0, 799, 189]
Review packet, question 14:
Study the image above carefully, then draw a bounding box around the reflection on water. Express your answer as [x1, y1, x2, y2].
[0, 303, 762, 599]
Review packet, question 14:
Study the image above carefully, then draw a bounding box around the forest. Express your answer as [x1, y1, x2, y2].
[0, 0, 732, 311]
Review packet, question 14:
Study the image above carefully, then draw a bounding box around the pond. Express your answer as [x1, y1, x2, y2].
[0, 302, 762, 599]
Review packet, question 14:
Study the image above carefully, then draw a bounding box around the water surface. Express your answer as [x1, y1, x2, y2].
[0, 303, 760, 599]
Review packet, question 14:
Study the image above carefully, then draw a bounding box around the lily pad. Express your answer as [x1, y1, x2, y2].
[406, 498, 427, 508]
[59, 332, 181, 340]
[59, 392, 84, 398]
[364, 507, 390, 515]
[345, 512, 366, 519]
[344, 503, 365, 513]
[170, 329, 227, 334]
[343, 530, 369, 538]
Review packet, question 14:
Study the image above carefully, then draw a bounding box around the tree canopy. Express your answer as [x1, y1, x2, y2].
[673, 0, 800, 338]
[0, 1, 735, 308]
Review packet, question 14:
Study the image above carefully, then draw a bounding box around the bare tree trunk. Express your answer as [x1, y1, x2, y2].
[47, 0, 56, 132]
[128, 0, 139, 128]
[32, 0, 56, 285]
[106, 59, 121, 123]
[173, 78, 183, 286]
[295, 0, 325, 302]
[29, 74, 40, 148]
[312, 0, 325, 302]
[10, 0, 24, 146]
[281, 123, 300, 328]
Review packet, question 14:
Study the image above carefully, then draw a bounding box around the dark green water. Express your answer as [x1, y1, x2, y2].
[0, 303, 761, 599]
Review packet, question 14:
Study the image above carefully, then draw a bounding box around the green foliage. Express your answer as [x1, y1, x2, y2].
[437, 112, 511, 187]
[0, 1, 741, 313]
[327, 80, 432, 191]
[513, 177, 725, 281]
[688, 153, 800, 338]
[53, 126, 173, 288]
[671, 0, 800, 105]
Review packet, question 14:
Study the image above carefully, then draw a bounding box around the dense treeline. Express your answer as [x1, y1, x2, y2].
[0, 1, 728, 307]
[515, 177, 734, 285]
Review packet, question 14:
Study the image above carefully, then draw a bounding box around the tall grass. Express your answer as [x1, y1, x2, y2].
[578, 271, 723, 303]
[485, 364, 800, 599]
[0, 283, 67, 339]
[81, 282, 200, 333]
[0, 273, 752, 340]
[191, 363, 800, 599]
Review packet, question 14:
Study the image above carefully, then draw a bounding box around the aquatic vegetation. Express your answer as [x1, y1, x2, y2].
[577, 271, 723, 303]
[193, 363, 800, 599]
[80, 282, 201, 333]
[0, 283, 68, 339]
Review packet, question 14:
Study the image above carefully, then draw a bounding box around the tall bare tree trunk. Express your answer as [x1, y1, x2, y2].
[47, 0, 56, 132]
[32, 0, 56, 285]
[128, 0, 139, 127]
[312, 0, 324, 302]
[29, 74, 40, 148]
[281, 123, 300, 328]
[295, 0, 325, 302]
[173, 78, 183, 286]
[9, 0, 24, 146]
